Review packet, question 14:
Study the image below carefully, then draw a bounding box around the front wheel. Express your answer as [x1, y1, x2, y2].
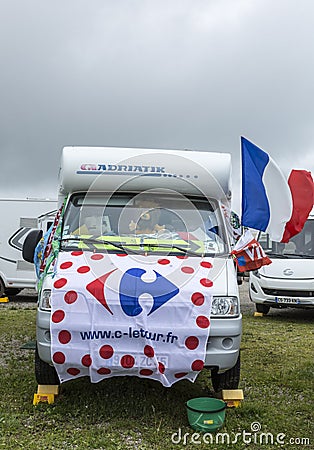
[255, 303, 270, 314]
[211, 353, 240, 393]
[5, 288, 22, 297]
[0, 278, 5, 297]
[35, 345, 60, 385]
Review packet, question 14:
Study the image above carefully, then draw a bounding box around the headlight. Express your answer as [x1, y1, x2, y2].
[211, 296, 239, 317]
[39, 289, 52, 310]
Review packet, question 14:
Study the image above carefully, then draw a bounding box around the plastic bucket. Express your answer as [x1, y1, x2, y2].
[186, 397, 226, 432]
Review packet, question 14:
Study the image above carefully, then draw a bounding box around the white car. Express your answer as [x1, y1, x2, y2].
[249, 209, 314, 314]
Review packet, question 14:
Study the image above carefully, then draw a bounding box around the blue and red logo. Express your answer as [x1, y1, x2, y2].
[86, 268, 179, 317]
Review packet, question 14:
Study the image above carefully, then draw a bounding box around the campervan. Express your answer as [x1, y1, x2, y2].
[0, 198, 57, 297]
[23, 147, 242, 392]
[250, 208, 314, 314]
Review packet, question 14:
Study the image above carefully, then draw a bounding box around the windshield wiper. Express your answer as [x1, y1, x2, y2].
[141, 242, 204, 256]
[59, 237, 143, 255]
[265, 252, 289, 258]
[284, 253, 314, 258]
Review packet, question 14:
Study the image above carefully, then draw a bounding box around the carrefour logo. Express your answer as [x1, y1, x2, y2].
[86, 268, 179, 317]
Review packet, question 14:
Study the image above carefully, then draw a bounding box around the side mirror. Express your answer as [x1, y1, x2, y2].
[22, 229, 43, 263]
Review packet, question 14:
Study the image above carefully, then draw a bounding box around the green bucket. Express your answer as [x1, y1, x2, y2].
[186, 397, 226, 432]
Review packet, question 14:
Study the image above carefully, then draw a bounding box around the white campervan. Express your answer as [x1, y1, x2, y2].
[23, 147, 242, 392]
[0, 198, 57, 297]
[250, 208, 314, 314]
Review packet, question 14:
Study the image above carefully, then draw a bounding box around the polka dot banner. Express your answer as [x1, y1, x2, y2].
[52, 310, 65, 323]
[121, 355, 135, 369]
[54, 278, 67, 289]
[91, 254, 104, 260]
[191, 292, 205, 306]
[50, 252, 214, 387]
[64, 290, 78, 304]
[99, 345, 114, 359]
[58, 330, 71, 344]
[60, 261, 73, 270]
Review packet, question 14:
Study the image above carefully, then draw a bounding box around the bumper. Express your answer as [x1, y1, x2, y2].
[204, 315, 242, 371]
[37, 308, 242, 372]
[249, 274, 314, 308]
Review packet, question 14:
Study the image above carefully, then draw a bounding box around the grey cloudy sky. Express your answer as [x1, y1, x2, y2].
[1, 0, 314, 213]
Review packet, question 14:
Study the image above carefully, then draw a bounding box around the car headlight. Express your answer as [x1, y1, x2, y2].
[211, 296, 239, 317]
[39, 289, 52, 310]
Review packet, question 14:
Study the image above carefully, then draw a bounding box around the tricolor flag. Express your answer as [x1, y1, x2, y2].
[241, 136, 314, 242]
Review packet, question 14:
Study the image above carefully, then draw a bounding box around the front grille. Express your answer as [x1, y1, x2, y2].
[262, 288, 314, 297]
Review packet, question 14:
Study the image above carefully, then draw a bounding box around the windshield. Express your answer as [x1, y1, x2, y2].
[61, 192, 228, 256]
[258, 218, 314, 258]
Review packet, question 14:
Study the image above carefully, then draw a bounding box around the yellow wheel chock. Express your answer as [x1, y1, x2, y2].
[33, 385, 59, 405]
[0, 297, 9, 303]
[221, 389, 244, 408]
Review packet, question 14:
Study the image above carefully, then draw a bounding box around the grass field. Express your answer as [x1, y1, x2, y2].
[0, 295, 313, 450]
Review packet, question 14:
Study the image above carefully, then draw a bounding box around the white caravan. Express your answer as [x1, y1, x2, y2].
[250, 208, 314, 314]
[23, 147, 242, 392]
[0, 198, 57, 297]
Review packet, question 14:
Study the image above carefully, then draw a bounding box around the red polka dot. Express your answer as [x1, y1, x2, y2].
[53, 352, 65, 364]
[52, 310, 65, 323]
[192, 360, 204, 371]
[116, 253, 127, 257]
[99, 345, 114, 359]
[158, 259, 170, 265]
[200, 261, 212, 269]
[121, 355, 135, 368]
[54, 278, 67, 289]
[58, 330, 71, 344]
[176, 255, 188, 259]
[67, 368, 80, 376]
[77, 266, 90, 274]
[196, 316, 210, 328]
[91, 254, 104, 260]
[64, 290, 78, 304]
[191, 292, 205, 306]
[174, 372, 188, 379]
[200, 278, 213, 287]
[97, 367, 111, 375]
[82, 354, 92, 367]
[185, 336, 199, 350]
[181, 266, 194, 274]
[60, 261, 73, 270]
[144, 345, 154, 358]
[71, 251, 83, 256]
[140, 369, 153, 376]
[158, 362, 165, 374]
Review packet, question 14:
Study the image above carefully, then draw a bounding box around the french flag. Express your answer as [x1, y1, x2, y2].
[241, 137, 314, 243]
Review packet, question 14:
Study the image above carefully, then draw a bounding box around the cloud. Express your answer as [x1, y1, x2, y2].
[0, 0, 313, 209]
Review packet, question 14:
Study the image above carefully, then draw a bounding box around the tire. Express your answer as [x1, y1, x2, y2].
[5, 288, 22, 297]
[0, 278, 5, 297]
[35, 345, 60, 385]
[255, 303, 270, 314]
[211, 353, 241, 393]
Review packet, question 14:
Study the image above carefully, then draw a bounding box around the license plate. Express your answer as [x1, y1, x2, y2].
[275, 297, 300, 304]
[111, 354, 168, 367]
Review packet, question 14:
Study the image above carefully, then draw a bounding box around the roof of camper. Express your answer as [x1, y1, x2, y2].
[59, 146, 232, 200]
